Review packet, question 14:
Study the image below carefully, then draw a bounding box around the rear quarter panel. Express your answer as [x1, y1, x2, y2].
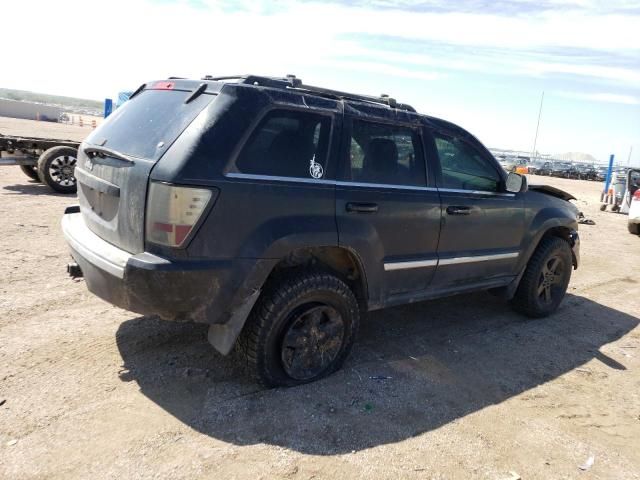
[151, 85, 343, 261]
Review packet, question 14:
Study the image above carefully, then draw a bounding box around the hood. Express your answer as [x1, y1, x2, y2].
[529, 184, 576, 202]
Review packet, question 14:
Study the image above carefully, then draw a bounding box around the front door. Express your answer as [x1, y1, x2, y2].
[336, 114, 441, 305]
[427, 130, 525, 289]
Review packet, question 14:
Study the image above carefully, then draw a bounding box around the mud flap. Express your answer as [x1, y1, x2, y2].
[207, 288, 261, 355]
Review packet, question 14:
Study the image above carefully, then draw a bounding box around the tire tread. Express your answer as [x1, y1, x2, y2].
[511, 236, 572, 318]
[237, 270, 359, 387]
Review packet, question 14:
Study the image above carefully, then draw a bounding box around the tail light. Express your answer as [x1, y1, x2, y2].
[634, 189, 640, 202]
[145, 182, 217, 247]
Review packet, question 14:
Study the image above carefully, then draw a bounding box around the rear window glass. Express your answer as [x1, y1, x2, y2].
[346, 120, 425, 187]
[85, 89, 213, 160]
[235, 110, 332, 179]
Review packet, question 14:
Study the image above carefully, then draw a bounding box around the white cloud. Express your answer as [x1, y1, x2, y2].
[522, 61, 640, 84]
[1, 0, 639, 99]
[1, 0, 638, 163]
[317, 59, 443, 81]
[556, 91, 640, 104]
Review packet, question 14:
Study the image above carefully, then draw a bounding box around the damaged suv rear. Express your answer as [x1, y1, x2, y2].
[62, 75, 579, 387]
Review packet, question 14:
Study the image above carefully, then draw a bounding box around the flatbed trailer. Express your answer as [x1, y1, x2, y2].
[0, 133, 80, 193]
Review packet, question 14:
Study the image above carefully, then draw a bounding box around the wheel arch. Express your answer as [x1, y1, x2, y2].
[261, 246, 369, 310]
[523, 206, 579, 269]
[495, 213, 578, 301]
[207, 246, 369, 356]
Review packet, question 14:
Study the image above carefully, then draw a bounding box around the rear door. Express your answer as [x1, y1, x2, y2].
[336, 114, 441, 304]
[427, 130, 524, 288]
[75, 84, 215, 253]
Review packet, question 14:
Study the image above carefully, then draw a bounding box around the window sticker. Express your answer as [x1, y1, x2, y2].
[309, 155, 324, 179]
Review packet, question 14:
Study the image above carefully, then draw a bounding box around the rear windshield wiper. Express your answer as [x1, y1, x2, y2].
[84, 145, 135, 164]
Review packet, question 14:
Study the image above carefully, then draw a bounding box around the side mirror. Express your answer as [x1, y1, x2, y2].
[506, 172, 527, 193]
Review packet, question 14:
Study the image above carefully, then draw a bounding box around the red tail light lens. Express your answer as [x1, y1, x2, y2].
[634, 189, 640, 200]
[145, 182, 216, 247]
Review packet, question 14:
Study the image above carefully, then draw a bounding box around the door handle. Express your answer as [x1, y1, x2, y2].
[446, 206, 471, 215]
[346, 202, 378, 213]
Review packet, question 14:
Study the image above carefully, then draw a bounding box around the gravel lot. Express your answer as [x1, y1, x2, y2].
[1, 120, 639, 479]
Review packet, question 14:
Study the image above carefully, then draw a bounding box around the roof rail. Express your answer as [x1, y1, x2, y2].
[201, 74, 416, 112]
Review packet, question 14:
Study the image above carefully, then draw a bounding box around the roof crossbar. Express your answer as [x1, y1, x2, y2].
[201, 74, 416, 112]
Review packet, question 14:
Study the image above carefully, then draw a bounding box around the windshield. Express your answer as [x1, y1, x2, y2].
[85, 89, 214, 160]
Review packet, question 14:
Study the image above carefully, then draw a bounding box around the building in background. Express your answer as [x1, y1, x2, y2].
[0, 98, 61, 122]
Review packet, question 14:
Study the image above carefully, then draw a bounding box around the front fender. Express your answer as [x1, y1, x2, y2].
[517, 205, 579, 272]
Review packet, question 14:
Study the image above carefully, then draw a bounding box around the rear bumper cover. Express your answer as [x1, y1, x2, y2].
[61, 210, 274, 325]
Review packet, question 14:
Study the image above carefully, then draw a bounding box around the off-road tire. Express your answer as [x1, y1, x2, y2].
[37, 146, 78, 194]
[629, 222, 640, 235]
[19, 165, 40, 181]
[237, 271, 360, 387]
[511, 236, 573, 318]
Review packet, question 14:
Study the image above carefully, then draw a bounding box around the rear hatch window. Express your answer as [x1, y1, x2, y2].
[84, 88, 214, 160]
[76, 86, 215, 253]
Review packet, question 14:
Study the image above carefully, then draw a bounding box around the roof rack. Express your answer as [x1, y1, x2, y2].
[201, 74, 416, 112]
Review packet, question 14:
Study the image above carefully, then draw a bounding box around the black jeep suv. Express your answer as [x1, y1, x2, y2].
[62, 75, 580, 386]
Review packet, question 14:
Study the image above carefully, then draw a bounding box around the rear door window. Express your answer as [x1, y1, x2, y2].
[85, 89, 213, 161]
[346, 120, 425, 187]
[234, 110, 332, 179]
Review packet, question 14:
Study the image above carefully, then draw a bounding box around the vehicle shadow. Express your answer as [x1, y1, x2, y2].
[2, 182, 74, 197]
[115, 293, 637, 455]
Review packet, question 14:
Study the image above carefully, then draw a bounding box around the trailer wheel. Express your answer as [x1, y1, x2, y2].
[19, 165, 40, 181]
[37, 146, 78, 194]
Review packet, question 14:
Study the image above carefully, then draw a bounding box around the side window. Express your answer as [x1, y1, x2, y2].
[347, 120, 425, 187]
[235, 110, 331, 179]
[433, 134, 501, 192]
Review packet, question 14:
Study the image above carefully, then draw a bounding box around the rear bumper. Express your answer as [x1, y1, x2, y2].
[62, 210, 274, 324]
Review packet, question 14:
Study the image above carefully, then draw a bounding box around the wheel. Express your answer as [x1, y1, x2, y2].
[237, 271, 360, 387]
[511, 236, 573, 318]
[629, 222, 640, 235]
[19, 164, 40, 181]
[37, 146, 78, 194]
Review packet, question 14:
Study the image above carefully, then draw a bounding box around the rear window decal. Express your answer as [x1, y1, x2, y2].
[309, 155, 324, 179]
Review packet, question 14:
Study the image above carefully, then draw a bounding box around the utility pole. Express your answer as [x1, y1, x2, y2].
[628, 146, 633, 166]
[531, 91, 544, 162]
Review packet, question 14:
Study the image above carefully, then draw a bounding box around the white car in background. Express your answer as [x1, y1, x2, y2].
[627, 169, 640, 235]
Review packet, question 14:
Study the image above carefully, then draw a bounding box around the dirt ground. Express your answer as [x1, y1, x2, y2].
[1, 121, 639, 479]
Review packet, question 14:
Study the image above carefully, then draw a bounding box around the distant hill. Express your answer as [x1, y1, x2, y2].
[0, 88, 102, 115]
[555, 152, 599, 163]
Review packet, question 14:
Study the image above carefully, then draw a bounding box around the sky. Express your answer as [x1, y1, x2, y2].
[2, 0, 639, 164]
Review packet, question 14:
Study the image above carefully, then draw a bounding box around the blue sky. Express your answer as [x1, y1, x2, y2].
[3, 0, 639, 164]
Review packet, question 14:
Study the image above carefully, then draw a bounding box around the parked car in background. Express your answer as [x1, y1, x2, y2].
[497, 156, 519, 172]
[532, 161, 553, 176]
[550, 162, 573, 177]
[527, 161, 541, 175]
[576, 164, 598, 181]
[499, 157, 529, 173]
[564, 164, 596, 180]
[564, 165, 581, 179]
[595, 166, 608, 182]
[627, 169, 640, 234]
